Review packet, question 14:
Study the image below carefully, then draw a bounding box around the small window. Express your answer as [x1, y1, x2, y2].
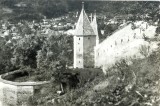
[78, 43, 79, 44]
[88, 37, 90, 40]
[115, 41, 117, 45]
[121, 39, 123, 43]
[79, 61, 80, 63]
[79, 38, 80, 40]
[133, 35, 136, 39]
[79, 49, 80, 51]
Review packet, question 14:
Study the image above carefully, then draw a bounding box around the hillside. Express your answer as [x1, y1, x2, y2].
[28, 41, 160, 106]
[0, 1, 159, 22]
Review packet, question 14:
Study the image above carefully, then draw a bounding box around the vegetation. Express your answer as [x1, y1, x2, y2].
[139, 45, 150, 57]
[0, 1, 159, 21]
[28, 45, 160, 106]
[0, 32, 73, 81]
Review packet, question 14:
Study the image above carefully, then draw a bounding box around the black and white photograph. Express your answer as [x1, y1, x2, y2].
[0, 0, 160, 106]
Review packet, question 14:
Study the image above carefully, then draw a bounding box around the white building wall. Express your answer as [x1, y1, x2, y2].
[74, 36, 84, 68]
[94, 21, 157, 73]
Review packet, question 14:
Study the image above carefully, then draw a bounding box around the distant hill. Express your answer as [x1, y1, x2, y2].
[0, 1, 159, 22]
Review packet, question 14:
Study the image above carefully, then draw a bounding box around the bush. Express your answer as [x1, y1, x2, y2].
[139, 45, 150, 57]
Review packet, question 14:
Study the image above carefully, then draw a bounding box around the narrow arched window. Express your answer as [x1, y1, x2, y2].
[121, 39, 123, 43]
[133, 35, 136, 39]
[115, 41, 117, 45]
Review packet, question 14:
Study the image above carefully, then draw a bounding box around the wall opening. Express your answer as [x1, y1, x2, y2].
[134, 35, 136, 39]
[121, 39, 123, 43]
[115, 41, 117, 45]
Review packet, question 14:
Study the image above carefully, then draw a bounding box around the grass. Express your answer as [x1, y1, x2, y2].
[34, 46, 160, 106]
[27, 68, 103, 106]
[14, 46, 160, 106]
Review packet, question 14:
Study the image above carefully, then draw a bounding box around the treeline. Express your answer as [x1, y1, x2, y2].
[0, 33, 73, 77]
[0, 1, 159, 21]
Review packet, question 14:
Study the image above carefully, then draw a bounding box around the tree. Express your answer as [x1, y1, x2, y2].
[11, 35, 43, 68]
[0, 37, 14, 73]
[156, 26, 160, 35]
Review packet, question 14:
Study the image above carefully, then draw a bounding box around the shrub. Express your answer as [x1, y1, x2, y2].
[139, 45, 150, 57]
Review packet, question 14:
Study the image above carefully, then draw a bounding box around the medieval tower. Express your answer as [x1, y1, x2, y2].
[73, 2, 99, 68]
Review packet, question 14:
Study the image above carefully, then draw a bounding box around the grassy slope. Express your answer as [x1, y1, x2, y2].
[78, 46, 160, 106]
[35, 43, 160, 106]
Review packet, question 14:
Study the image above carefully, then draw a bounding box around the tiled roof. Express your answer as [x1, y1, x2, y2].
[74, 8, 95, 36]
[91, 13, 98, 36]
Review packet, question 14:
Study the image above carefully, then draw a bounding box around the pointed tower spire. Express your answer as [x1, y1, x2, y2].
[82, 2, 84, 10]
[94, 10, 96, 16]
[91, 10, 99, 45]
[90, 13, 93, 22]
[74, 2, 95, 36]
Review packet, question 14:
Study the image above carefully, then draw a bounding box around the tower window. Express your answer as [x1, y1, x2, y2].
[121, 39, 123, 43]
[115, 41, 117, 45]
[79, 38, 80, 40]
[133, 35, 136, 39]
[79, 61, 80, 63]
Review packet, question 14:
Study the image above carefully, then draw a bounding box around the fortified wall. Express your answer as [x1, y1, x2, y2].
[0, 71, 50, 106]
[95, 21, 158, 73]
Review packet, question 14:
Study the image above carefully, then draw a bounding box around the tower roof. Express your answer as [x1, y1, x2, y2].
[74, 3, 95, 36]
[91, 11, 98, 36]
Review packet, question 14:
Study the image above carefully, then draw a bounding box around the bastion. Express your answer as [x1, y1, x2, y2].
[0, 70, 50, 106]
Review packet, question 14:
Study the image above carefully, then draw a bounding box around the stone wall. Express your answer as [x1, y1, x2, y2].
[95, 21, 158, 73]
[74, 35, 96, 68]
[83, 36, 96, 68]
[74, 35, 84, 68]
[0, 72, 50, 106]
